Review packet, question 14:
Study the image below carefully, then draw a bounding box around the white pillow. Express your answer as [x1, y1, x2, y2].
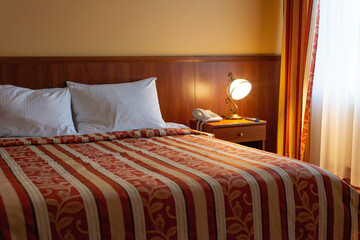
[37, 88, 62, 93]
[0, 85, 77, 137]
[67, 78, 166, 134]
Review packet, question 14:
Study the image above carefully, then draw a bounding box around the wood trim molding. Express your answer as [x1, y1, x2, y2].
[0, 56, 196, 63]
[0, 55, 280, 64]
[194, 55, 281, 62]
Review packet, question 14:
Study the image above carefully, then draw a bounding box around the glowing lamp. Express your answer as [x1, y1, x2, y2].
[225, 72, 252, 119]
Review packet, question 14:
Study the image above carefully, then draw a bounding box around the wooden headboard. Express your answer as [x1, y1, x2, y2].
[0, 56, 280, 152]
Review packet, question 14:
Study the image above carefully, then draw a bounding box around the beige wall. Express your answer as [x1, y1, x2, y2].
[0, 0, 282, 56]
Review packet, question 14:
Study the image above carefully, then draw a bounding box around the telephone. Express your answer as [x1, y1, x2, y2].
[192, 108, 222, 122]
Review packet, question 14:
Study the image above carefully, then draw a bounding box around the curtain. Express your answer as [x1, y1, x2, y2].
[309, 0, 360, 187]
[277, 0, 320, 160]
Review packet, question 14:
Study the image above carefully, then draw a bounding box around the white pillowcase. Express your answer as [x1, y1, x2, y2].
[0, 85, 77, 137]
[67, 77, 166, 134]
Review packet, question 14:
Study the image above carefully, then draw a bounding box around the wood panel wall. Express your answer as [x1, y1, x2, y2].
[0, 56, 280, 152]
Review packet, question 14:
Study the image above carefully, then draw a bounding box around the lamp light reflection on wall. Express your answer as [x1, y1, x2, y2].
[225, 72, 252, 119]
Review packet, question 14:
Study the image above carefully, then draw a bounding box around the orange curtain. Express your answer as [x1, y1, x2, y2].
[277, 0, 320, 160]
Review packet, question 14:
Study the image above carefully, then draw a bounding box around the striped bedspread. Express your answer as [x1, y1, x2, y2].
[0, 128, 359, 240]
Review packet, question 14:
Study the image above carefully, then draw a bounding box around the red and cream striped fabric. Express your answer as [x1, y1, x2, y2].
[0, 128, 359, 239]
[277, 0, 320, 161]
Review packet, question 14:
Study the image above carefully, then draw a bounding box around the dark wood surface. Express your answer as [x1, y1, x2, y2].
[190, 119, 267, 150]
[194, 56, 280, 152]
[0, 56, 280, 152]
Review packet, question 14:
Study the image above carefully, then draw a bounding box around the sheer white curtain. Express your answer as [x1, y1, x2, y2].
[310, 0, 360, 187]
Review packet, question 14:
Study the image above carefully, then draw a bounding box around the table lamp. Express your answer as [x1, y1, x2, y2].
[225, 72, 252, 119]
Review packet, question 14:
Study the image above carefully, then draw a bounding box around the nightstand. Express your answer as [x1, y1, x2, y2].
[190, 119, 267, 150]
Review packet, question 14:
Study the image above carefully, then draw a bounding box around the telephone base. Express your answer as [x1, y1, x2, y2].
[224, 114, 243, 120]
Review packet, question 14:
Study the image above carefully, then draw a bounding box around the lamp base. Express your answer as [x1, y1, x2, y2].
[225, 114, 243, 120]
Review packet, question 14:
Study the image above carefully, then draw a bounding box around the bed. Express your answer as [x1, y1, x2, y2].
[0, 57, 359, 239]
[0, 128, 359, 239]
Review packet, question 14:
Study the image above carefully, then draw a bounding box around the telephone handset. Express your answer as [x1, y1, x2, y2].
[192, 108, 222, 122]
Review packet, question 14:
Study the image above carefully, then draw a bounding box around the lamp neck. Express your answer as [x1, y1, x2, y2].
[225, 78, 238, 114]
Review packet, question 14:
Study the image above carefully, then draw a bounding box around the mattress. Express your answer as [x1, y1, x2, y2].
[0, 128, 359, 239]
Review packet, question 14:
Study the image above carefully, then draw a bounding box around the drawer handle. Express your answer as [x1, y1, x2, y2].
[238, 132, 244, 137]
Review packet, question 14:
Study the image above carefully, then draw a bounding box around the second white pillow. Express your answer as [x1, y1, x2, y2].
[67, 78, 166, 134]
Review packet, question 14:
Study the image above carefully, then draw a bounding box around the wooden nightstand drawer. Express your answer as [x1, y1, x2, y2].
[213, 125, 266, 143]
[190, 119, 267, 150]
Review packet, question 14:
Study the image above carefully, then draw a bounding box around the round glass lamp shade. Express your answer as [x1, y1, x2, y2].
[229, 79, 252, 100]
